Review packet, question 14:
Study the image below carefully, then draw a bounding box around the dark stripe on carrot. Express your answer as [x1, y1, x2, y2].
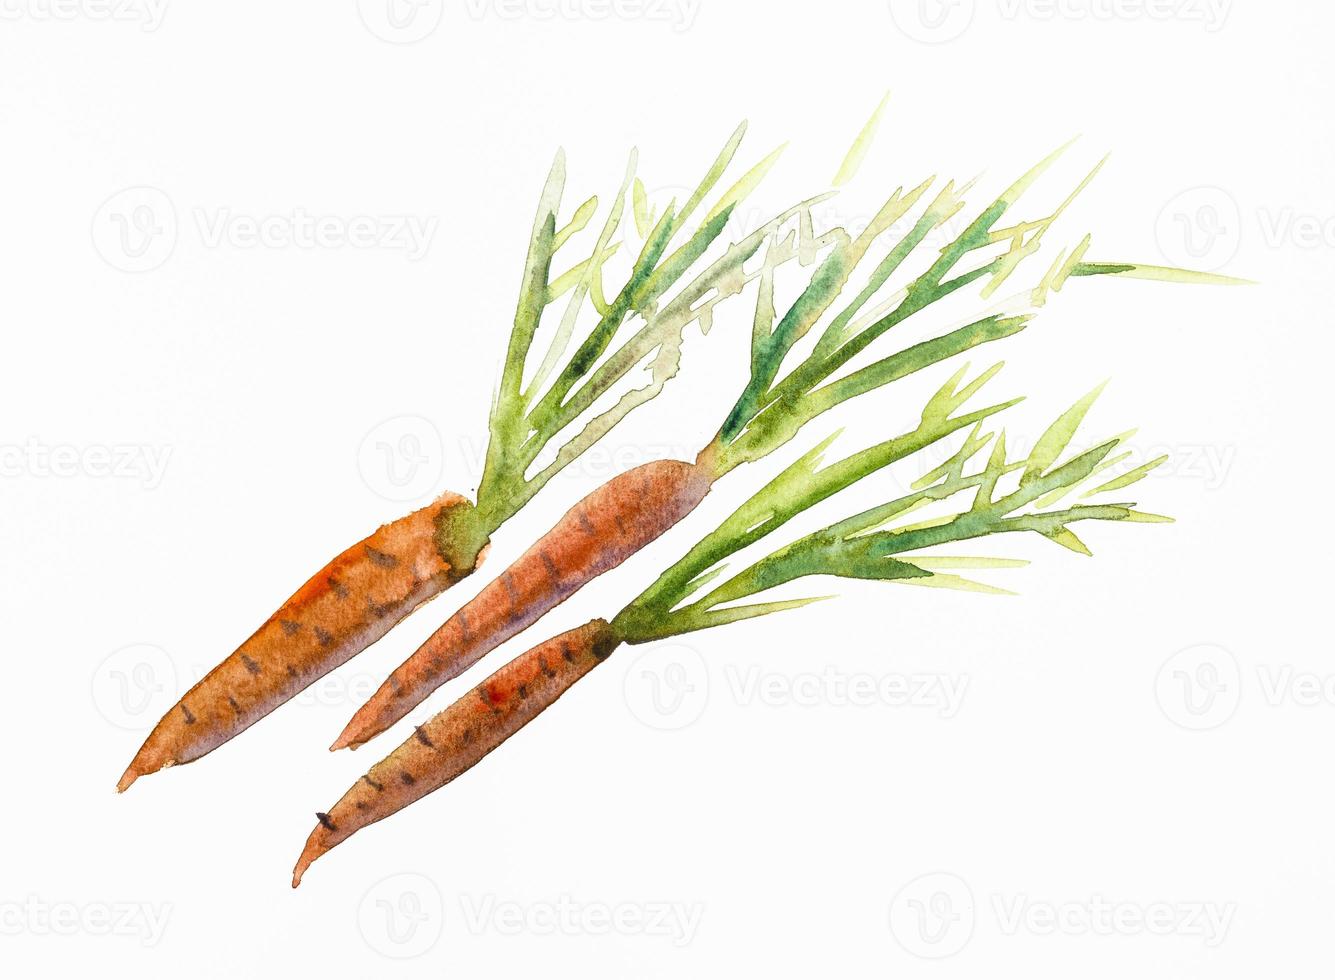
[413, 726, 435, 749]
[239, 654, 262, 675]
[364, 546, 398, 569]
[180, 704, 195, 725]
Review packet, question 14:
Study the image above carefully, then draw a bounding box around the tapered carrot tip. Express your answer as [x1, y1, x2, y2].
[327, 729, 359, 752]
[116, 750, 170, 793]
[292, 825, 330, 888]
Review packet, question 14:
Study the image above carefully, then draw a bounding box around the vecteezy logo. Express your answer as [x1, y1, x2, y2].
[622, 643, 709, 731]
[1155, 186, 1242, 272]
[888, 871, 975, 959]
[356, 0, 444, 43]
[886, 0, 976, 44]
[91, 186, 177, 273]
[1155, 643, 1241, 731]
[357, 415, 446, 502]
[358, 873, 444, 958]
[92, 644, 179, 730]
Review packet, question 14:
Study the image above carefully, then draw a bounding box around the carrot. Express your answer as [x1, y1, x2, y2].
[117, 493, 484, 793]
[117, 130, 779, 792]
[328, 144, 1174, 754]
[331, 458, 714, 751]
[294, 369, 1178, 883]
[292, 618, 617, 886]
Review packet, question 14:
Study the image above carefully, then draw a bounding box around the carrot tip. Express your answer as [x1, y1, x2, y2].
[116, 767, 141, 794]
[328, 731, 357, 752]
[292, 833, 326, 888]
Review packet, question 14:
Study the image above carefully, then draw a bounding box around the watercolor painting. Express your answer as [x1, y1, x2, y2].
[109, 98, 1240, 883]
[13, 5, 1335, 977]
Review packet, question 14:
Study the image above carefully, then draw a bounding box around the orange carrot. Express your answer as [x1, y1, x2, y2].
[117, 493, 485, 792]
[330, 458, 712, 751]
[293, 618, 617, 886]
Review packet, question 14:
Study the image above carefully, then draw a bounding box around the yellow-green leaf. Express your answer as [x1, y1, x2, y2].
[1081, 454, 1169, 497]
[832, 91, 890, 187]
[1023, 382, 1106, 484]
[553, 194, 599, 251]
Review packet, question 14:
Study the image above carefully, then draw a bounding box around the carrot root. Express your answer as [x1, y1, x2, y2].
[293, 618, 618, 886]
[118, 493, 487, 792]
[331, 459, 712, 751]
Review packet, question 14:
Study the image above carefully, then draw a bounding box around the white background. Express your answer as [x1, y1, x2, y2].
[1, 1, 1329, 976]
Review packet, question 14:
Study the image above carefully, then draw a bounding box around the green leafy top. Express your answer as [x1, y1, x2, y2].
[705, 139, 1247, 477]
[612, 374, 1170, 643]
[473, 125, 806, 531]
[468, 100, 1245, 544]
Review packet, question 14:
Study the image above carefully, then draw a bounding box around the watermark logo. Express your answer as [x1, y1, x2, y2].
[92, 644, 178, 730]
[1155, 186, 1242, 272]
[886, 0, 976, 43]
[890, 0, 1230, 41]
[357, 0, 443, 43]
[1257, 207, 1335, 251]
[0, 0, 169, 31]
[992, 894, 1234, 946]
[92, 186, 177, 273]
[459, 895, 704, 945]
[0, 896, 172, 946]
[890, 872, 1234, 954]
[889, 872, 975, 958]
[357, 415, 446, 502]
[623, 642, 709, 731]
[193, 208, 436, 259]
[996, 0, 1231, 29]
[0, 439, 172, 489]
[463, 0, 701, 31]
[1257, 666, 1335, 709]
[93, 186, 438, 270]
[1155, 643, 1240, 731]
[359, 873, 445, 959]
[725, 666, 968, 717]
[913, 435, 1236, 494]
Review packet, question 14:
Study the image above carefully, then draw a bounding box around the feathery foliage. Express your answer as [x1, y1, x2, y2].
[614, 373, 1170, 642]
